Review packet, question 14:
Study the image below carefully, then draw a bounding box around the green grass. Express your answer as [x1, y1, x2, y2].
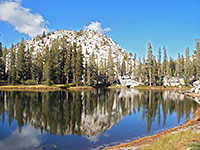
[142, 130, 200, 150]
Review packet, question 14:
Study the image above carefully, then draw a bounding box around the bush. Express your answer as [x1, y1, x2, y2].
[24, 80, 38, 85]
[44, 79, 53, 86]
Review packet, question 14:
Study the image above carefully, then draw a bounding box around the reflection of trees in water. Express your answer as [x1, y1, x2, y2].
[0, 89, 199, 136]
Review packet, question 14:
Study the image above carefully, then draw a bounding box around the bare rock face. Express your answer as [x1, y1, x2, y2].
[163, 76, 185, 87]
[193, 80, 200, 87]
[119, 76, 141, 87]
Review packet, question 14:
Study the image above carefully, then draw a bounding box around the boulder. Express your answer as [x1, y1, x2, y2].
[119, 76, 141, 87]
[195, 85, 200, 94]
[163, 77, 180, 86]
[193, 80, 200, 87]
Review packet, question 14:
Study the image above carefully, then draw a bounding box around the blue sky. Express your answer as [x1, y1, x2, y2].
[0, 0, 200, 59]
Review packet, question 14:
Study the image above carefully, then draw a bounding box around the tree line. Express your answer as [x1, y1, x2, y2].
[138, 40, 200, 86]
[0, 37, 116, 86]
[0, 37, 199, 86]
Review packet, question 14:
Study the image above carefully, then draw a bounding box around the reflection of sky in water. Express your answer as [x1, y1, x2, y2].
[0, 125, 44, 150]
[0, 89, 199, 150]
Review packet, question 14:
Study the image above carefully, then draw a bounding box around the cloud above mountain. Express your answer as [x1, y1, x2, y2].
[84, 21, 111, 33]
[0, 0, 49, 37]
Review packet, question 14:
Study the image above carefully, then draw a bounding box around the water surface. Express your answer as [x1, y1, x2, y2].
[0, 89, 199, 150]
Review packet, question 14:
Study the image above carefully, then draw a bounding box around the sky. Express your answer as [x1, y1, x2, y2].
[0, 0, 200, 59]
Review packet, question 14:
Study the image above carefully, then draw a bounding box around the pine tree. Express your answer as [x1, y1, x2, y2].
[64, 43, 72, 84]
[195, 39, 200, 79]
[162, 46, 167, 75]
[60, 37, 68, 83]
[121, 56, 126, 76]
[32, 51, 43, 83]
[99, 58, 104, 83]
[0, 42, 5, 84]
[191, 54, 197, 80]
[96, 55, 99, 85]
[72, 42, 77, 84]
[181, 54, 184, 77]
[168, 57, 175, 76]
[50, 40, 61, 83]
[136, 57, 142, 82]
[158, 47, 162, 85]
[133, 53, 136, 77]
[108, 47, 114, 84]
[8, 44, 16, 84]
[43, 45, 51, 83]
[141, 55, 146, 84]
[16, 39, 26, 83]
[76, 45, 84, 85]
[2, 46, 8, 80]
[152, 55, 158, 85]
[25, 47, 32, 80]
[184, 47, 190, 85]
[176, 53, 181, 78]
[84, 58, 88, 84]
[147, 42, 153, 87]
[88, 52, 96, 85]
[103, 59, 108, 83]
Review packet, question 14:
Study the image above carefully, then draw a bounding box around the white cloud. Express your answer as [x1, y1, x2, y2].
[0, 0, 49, 37]
[83, 135, 100, 143]
[84, 21, 111, 33]
[0, 125, 43, 150]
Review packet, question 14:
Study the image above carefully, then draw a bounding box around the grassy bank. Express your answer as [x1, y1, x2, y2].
[0, 85, 64, 91]
[142, 130, 200, 150]
[0, 84, 93, 91]
[66, 86, 93, 90]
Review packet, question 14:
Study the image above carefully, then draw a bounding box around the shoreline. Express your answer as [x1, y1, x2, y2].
[104, 104, 200, 150]
[0, 85, 94, 91]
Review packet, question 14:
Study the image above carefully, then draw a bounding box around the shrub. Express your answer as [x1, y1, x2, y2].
[44, 79, 53, 86]
[25, 80, 38, 85]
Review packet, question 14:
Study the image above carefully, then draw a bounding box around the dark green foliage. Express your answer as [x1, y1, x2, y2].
[2, 47, 8, 80]
[50, 40, 62, 83]
[121, 56, 126, 76]
[176, 53, 182, 78]
[32, 52, 43, 83]
[43, 45, 51, 82]
[64, 43, 72, 84]
[108, 47, 114, 84]
[147, 42, 153, 87]
[196, 39, 200, 79]
[152, 55, 158, 85]
[60, 37, 68, 83]
[72, 42, 77, 84]
[76, 46, 84, 85]
[25, 47, 32, 80]
[184, 47, 191, 85]
[4, 38, 200, 86]
[0, 42, 5, 84]
[162, 46, 167, 75]
[158, 47, 162, 85]
[136, 57, 142, 82]
[133, 53, 136, 77]
[16, 39, 26, 83]
[88, 52, 97, 85]
[84, 59, 88, 84]
[8, 44, 16, 84]
[168, 57, 176, 77]
[141, 55, 147, 84]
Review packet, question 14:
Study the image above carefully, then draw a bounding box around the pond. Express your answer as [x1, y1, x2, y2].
[0, 89, 199, 150]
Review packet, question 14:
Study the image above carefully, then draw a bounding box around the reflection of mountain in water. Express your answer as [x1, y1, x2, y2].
[0, 89, 199, 136]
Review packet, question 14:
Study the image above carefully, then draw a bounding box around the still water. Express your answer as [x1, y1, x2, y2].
[0, 89, 199, 150]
